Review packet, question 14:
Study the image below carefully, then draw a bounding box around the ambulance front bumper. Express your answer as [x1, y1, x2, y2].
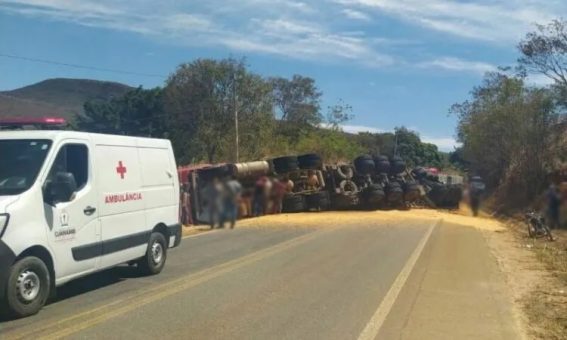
[168, 223, 182, 248]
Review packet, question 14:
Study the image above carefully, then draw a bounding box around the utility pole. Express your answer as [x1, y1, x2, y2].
[233, 72, 239, 163]
[393, 131, 399, 156]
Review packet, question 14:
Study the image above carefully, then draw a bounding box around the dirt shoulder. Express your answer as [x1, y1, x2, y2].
[490, 217, 567, 339]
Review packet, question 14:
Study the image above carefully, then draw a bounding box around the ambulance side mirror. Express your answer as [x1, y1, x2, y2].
[45, 172, 77, 205]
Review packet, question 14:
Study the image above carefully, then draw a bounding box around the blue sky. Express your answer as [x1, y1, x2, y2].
[0, 0, 563, 151]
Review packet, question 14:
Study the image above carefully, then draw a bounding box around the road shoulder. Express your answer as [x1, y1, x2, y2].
[377, 221, 523, 340]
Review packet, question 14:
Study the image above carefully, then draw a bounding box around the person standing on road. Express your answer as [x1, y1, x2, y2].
[180, 184, 192, 226]
[546, 183, 561, 229]
[263, 177, 273, 214]
[207, 177, 224, 229]
[253, 176, 267, 217]
[469, 176, 485, 217]
[222, 176, 242, 229]
[272, 177, 287, 214]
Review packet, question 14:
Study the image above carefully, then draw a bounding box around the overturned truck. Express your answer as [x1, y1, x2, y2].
[182, 153, 464, 223]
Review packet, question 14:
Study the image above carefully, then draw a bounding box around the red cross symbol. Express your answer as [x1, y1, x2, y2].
[116, 161, 127, 179]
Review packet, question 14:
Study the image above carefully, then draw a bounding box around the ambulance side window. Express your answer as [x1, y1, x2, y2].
[44, 144, 89, 204]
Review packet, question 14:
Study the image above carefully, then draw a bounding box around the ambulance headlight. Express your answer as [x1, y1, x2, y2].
[0, 214, 9, 238]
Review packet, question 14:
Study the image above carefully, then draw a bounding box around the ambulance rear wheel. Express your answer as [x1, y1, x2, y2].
[138, 232, 167, 276]
[2, 256, 50, 318]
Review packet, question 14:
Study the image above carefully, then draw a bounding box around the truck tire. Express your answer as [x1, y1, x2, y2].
[374, 155, 391, 174]
[362, 184, 386, 209]
[331, 193, 359, 210]
[2, 256, 51, 318]
[282, 194, 306, 213]
[386, 181, 404, 203]
[403, 181, 421, 202]
[446, 185, 463, 208]
[297, 154, 322, 170]
[336, 165, 354, 179]
[138, 232, 167, 276]
[339, 180, 358, 194]
[272, 156, 299, 174]
[305, 191, 330, 211]
[354, 155, 375, 175]
[390, 156, 406, 175]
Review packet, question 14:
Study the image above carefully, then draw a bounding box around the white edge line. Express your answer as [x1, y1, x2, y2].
[357, 219, 441, 340]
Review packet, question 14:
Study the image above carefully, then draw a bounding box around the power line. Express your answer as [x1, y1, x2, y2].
[0, 53, 167, 79]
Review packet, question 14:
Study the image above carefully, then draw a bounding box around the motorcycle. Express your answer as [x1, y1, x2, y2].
[525, 211, 554, 241]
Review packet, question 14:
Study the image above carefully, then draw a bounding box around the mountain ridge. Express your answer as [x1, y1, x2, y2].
[0, 78, 134, 120]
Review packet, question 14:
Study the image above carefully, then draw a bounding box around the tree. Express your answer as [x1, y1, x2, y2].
[451, 72, 560, 206]
[393, 127, 443, 168]
[77, 87, 166, 137]
[165, 58, 274, 163]
[326, 100, 353, 130]
[355, 132, 384, 156]
[270, 75, 322, 138]
[295, 129, 364, 162]
[518, 19, 567, 88]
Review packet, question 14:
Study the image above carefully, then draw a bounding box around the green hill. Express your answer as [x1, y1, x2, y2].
[0, 78, 133, 120]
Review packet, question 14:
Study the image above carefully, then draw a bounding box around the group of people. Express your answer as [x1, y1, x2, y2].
[179, 170, 322, 229]
[249, 175, 294, 216]
[200, 174, 299, 229]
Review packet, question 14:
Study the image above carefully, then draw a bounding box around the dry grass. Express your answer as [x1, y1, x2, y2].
[499, 219, 567, 339]
[523, 288, 567, 340]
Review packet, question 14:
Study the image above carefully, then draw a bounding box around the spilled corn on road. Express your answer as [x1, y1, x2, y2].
[0, 210, 524, 340]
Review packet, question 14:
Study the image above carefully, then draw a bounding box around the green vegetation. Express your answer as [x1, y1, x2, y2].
[77, 58, 445, 167]
[452, 19, 567, 210]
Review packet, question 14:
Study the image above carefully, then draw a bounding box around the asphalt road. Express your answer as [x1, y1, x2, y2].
[0, 216, 522, 340]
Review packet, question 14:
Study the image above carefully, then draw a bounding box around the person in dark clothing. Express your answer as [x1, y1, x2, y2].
[221, 177, 242, 229]
[469, 176, 485, 217]
[206, 178, 224, 229]
[547, 184, 561, 229]
[253, 176, 268, 217]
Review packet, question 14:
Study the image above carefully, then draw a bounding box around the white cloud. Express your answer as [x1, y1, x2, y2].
[526, 73, 556, 86]
[342, 8, 371, 21]
[0, 0, 396, 67]
[421, 136, 460, 152]
[419, 57, 497, 75]
[336, 0, 562, 43]
[2, 0, 563, 72]
[340, 124, 384, 134]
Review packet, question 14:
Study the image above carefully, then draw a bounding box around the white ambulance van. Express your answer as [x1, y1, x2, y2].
[0, 129, 181, 317]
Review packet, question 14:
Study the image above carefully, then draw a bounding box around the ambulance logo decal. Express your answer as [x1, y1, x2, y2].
[60, 211, 69, 227]
[56, 211, 75, 241]
[116, 161, 127, 179]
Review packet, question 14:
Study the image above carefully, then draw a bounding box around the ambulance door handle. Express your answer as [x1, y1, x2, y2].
[84, 206, 96, 216]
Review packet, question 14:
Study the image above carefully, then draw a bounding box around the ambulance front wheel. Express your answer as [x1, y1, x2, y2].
[2, 256, 51, 318]
[138, 232, 167, 276]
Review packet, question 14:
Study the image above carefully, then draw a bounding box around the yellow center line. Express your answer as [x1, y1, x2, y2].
[5, 229, 329, 340]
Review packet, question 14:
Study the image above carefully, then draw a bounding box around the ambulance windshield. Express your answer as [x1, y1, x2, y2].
[0, 140, 52, 195]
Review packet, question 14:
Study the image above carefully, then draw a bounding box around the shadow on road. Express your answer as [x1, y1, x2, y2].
[0, 265, 140, 323]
